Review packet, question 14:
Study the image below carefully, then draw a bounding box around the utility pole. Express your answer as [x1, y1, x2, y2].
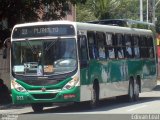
[147, 0, 149, 22]
[151, 0, 160, 25]
[140, 0, 143, 21]
[152, 0, 156, 25]
[146, 0, 160, 24]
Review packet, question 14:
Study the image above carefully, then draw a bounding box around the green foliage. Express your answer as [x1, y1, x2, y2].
[76, 1, 97, 22]
[77, 0, 139, 22]
[114, 0, 139, 20]
[76, 0, 160, 33]
[0, 0, 87, 28]
[155, 3, 160, 33]
[0, 0, 40, 27]
[94, 0, 121, 19]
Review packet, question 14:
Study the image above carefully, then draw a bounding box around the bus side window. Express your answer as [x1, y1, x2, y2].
[106, 33, 115, 59]
[96, 32, 106, 59]
[116, 34, 124, 59]
[133, 36, 140, 58]
[147, 36, 154, 58]
[140, 36, 148, 58]
[87, 31, 98, 59]
[124, 35, 133, 58]
[78, 35, 88, 67]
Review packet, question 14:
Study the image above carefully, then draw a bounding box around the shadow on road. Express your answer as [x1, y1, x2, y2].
[21, 84, 160, 114]
[23, 92, 160, 114]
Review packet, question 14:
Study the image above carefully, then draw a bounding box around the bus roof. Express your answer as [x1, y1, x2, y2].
[76, 22, 153, 36]
[87, 19, 154, 27]
[12, 20, 153, 36]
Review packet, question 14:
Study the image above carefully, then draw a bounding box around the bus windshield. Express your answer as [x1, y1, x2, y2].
[11, 38, 77, 77]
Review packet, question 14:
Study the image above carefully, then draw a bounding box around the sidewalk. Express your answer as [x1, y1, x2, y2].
[0, 103, 28, 110]
[0, 103, 13, 110]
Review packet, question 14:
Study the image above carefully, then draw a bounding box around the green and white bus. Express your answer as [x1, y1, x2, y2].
[8, 21, 157, 112]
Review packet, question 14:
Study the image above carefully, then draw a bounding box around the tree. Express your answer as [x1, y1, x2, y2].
[0, 0, 87, 46]
[91, 0, 142, 20]
[93, 0, 121, 19]
[155, 1, 160, 33]
[76, 0, 97, 22]
[77, 0, 148, 22]
[0, 0, 86, 28]
[76, 0, 138, 21]
[114, 0, 139, 20]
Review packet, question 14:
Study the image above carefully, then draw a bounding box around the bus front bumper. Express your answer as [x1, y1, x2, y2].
[11, 87, 80, 104]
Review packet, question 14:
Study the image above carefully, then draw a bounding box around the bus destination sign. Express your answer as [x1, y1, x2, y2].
[13, 25, 75, 39]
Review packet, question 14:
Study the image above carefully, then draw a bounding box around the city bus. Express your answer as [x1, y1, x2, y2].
[6, 21, 157, 112]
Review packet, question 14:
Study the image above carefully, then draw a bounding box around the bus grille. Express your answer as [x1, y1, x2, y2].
[31, 93, 57, 99]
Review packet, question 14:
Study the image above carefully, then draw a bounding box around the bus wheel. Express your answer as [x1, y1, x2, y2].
[31, 103, 44, 112]
[90, 83, 99, 108]
[127, 80, 134, 102]
[134, 80, 140, 101]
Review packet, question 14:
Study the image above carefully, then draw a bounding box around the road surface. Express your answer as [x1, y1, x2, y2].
[1, 82, 160, 120]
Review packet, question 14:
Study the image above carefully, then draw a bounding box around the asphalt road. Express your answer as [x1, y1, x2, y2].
[1, 82, 160, 120]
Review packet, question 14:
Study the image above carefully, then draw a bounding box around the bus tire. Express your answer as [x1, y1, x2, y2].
[31, 103, 44, 112]
[134, 80, 140, 101]
[90, 82, 99, 108]
[127, 80, 134, 102]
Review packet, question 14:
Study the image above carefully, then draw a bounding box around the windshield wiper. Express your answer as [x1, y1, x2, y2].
[25, 39, 36, 54]
[45, 37, 59, 51]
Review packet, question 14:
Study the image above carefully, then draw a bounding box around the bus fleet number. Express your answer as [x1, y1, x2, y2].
[17, 96, 24, 100]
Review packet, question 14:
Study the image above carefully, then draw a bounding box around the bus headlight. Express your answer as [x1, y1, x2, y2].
[11, 80, 27, 92]
[63, 76, 79, 90]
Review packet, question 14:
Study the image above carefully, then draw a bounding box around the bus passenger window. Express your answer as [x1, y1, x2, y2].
[116, 34, 124, 59]
[106, 33, 115, 59]
[108, 47, 115, 59]
[149, 48, 154, 58]
[87, 31, 98, 59]
[140, 36, 148, 58]
[99, 46, 105, 59]
[133, 36, 140, 58]
[117, 48, 124, 58]
[134, 47, 140, 58]
[97, 32, 106, 59]
[148, 37, 154, 58]
[125, 35, 132, 58]
[106, 34, 112, 46]
[126, 46, 132, 58]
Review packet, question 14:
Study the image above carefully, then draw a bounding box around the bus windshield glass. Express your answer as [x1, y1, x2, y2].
[11, 38, 77, 76]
